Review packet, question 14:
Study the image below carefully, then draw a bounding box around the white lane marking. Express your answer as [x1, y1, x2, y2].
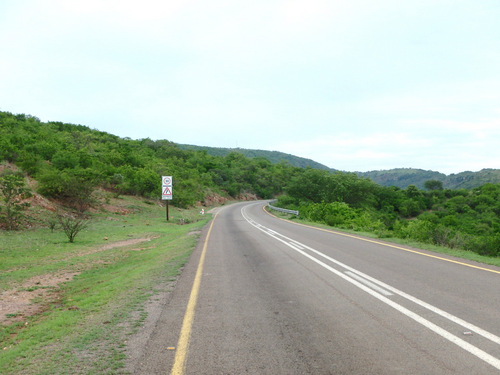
[345, 271, 393, 296]
[343, 268, 500, 347]
[248, 207, 500, 347]
[289, 240, 305, 250]
[241, 206, 500, 371]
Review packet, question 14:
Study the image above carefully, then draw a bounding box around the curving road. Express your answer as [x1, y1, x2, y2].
[133, 201, 500, 374]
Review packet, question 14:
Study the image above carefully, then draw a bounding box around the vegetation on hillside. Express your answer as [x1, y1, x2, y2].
[0, 111, 300, 214]
[357, 168, 500, 189]
[1, 110, 499, 258]
[177, 144, 333, 170]
[276, 169, 500, 257]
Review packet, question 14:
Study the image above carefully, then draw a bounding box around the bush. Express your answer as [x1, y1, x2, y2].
[465, 234, 500, 257]
[0, 171, 32, 230]
[37, 169, 72, 198]
[301, 202, 357, 227]
[57, 212, 91, 243]
[37, 169, 96, 212]
[396, 219, 434, 243]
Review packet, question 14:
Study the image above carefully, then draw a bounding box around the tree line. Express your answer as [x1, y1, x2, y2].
[1, 110, 499, 256]
[276, 168, 500, 257]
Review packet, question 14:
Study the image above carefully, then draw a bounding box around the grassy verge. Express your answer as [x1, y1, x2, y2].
[0, 196, 212, 374]
[268, 209, 500, 268]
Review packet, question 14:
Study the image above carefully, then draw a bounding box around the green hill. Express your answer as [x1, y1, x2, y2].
[357, 168, 500, 190]
[444, 169, 500, 189]
[1, 110, 498, 199]
[177, 145, 500, 190]
[356, 169, 446, 189]
[177, 144, 333, 171]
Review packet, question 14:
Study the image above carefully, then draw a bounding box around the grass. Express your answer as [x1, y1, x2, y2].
[0, 195, 211, 374]
[268, 209, 500, 268]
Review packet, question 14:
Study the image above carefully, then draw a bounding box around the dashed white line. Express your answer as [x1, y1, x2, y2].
[345, 271, 393, 296]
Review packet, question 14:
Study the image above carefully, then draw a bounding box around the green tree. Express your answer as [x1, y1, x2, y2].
[424, 179, 444, 191]
[0, 171, 32, 230]
[287, 168, 330, 203]
[37, 168, 97, 212]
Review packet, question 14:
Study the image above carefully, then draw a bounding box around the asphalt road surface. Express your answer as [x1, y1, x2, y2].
[133, 201, 500, 374]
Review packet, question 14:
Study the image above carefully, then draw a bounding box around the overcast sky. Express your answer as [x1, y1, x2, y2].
[1, 0, 499, 174]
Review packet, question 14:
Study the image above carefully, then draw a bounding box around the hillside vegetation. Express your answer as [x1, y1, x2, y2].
[1, 110, 499, 258]
[177, 144, 332, 170]
[180, 145, 500, 190]
[0, 111, 301, 213]
[358, 168, 500, 189]
[276, 168, 500, 257]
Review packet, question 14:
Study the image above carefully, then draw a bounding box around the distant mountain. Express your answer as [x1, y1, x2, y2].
[357, 168, 500, 190]
[177, 144, 500, 190]
[356, 169, 445, 189]
[176, 144, 333, 171]
[444, 169, 500, 189]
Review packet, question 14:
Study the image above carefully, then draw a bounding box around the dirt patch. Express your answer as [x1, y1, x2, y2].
[0, 237, 157, 326]
[0, 272, 78, 325]
[100, 204, 132, 215]
[27, 192, 58, 212]
[0, 162, 18, 174]
[201, 193, 229, 206]
[236, 192, 258, 201]
[76, 236, 157, 257]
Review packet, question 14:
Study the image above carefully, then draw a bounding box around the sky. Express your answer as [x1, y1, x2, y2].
[1, 0, 500, 175]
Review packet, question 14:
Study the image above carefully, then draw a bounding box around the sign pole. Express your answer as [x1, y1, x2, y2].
[166, 200, 169, 221]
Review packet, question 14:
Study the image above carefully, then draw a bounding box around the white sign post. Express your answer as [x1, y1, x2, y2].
[162, 176, 173, 220]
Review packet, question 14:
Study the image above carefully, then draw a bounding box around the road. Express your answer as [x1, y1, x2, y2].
[133, 201, 500, 374]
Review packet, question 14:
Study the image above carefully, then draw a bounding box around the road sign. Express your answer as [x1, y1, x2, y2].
[162, 176, 172, 186]
[162, 176, 173, 200]
[162, 186, 173, 199]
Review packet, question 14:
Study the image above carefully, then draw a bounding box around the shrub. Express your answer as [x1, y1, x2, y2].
[0, 171, 32, 230]
[57, 212, 91, 243]
[37, 169, 96, 212]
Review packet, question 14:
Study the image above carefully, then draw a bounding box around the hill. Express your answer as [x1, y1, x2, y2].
[357, 168, 500, 190]
[177, 145, 500, 190]
[1, 110, 498, 202]
[444, 169, 500, 189]
[356, 168, 445, 189]
[176, 144, 333, 171]
[0, 111, 309, 211]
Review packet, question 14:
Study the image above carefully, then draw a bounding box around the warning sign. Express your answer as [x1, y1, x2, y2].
[162, 176, 173, 200]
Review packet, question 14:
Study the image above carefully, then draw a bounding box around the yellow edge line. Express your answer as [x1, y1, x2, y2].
[263, 206, 500, 275]
[170, 212, 219, 375]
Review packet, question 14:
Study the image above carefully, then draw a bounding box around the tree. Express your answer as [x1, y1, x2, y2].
[37, 168, 97, 212]
[425, 179, 444, 191]
[287, 168, 330, 203]
[57, 212, 90, 243]
[0, 171, 32, 230]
